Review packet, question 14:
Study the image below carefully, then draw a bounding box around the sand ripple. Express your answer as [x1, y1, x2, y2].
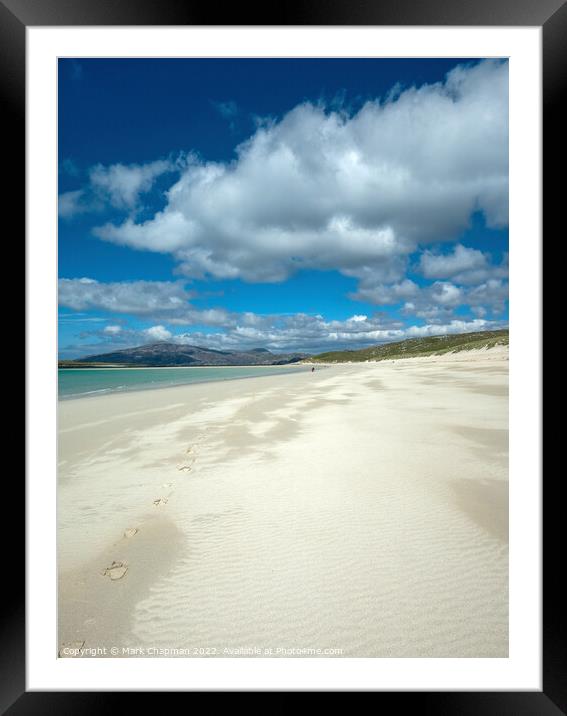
[59, 351, 508, 657]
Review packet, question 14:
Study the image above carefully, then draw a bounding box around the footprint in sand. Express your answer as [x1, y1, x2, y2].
[162, 482, 174, 489]
[176, 443, 201, 471]
[153, 497, 168, 507]
[102, 561, 128, 580]
[177, 456, 196, 471]
[124, 527, 138, 538]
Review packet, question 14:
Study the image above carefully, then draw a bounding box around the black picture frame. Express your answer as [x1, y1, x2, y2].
[10, 0, 557, 709]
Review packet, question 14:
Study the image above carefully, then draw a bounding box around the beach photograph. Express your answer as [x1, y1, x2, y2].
[57, 57, 509, 659]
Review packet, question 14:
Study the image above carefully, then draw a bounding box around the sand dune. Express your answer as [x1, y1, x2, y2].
[58, 348, 508, 658]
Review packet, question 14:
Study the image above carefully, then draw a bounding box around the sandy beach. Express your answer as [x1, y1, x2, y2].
[58, 347, 508, 658]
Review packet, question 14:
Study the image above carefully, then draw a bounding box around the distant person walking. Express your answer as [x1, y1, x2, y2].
[311, 366, 315, 373]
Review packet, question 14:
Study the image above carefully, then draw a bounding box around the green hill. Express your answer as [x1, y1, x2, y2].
[309, 329, 509, 364]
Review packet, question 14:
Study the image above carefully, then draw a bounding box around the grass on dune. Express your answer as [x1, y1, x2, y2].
[308, 329, 509, 364]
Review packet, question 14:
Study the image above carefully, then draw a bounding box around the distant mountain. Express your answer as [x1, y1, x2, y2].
[63, 342, 307, 367]
[309, 329, 509, 363]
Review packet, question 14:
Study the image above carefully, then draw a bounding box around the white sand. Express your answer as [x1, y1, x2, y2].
[58, 347, 508, 657]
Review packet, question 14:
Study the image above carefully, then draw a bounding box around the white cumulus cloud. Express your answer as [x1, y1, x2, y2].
[92, 60, 508, 290]
[58, 157, 182, 217]
[58, 278, 193, 316]
[89, 159, 175, 210]
[58, 277, 236, 327]
[144, 325, 173, 342]
[103, 324, 122, 335]
[419, 244, 488, 279]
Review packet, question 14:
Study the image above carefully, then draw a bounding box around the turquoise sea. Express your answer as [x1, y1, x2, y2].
[58, 365, 309, 399]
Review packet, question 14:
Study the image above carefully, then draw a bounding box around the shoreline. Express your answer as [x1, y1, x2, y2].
[59, 347, 508, 657]
[58, 363, 314, 401]
[58, 344, 507, 401]
[58, 363, 310, 370]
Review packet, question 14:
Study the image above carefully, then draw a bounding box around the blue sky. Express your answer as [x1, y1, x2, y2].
[58, 58, 508, 357]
